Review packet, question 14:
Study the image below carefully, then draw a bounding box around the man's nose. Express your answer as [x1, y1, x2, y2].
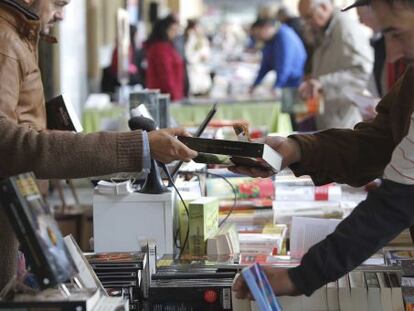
[54, 11, 64, 22]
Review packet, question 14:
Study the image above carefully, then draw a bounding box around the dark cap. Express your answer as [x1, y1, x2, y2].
[341, 0, 370, 11]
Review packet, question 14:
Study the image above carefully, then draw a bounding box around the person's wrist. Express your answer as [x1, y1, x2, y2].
[284, 138, 301, 166]
[282, 270, 300, 296]
[266, 268, 300, 296]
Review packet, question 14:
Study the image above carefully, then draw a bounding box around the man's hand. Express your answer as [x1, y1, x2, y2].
[299, 79, 322, 100]
[148, 128, 198, 163]
[233, 267, 300, 299]
[228, 136, 301, 177]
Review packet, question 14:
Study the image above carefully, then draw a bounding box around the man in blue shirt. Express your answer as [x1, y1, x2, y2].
[250, 19, 307, 94]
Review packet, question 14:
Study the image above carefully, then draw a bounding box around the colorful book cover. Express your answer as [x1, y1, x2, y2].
[241, 263, 282, 311]
[207, 177, 274, 200]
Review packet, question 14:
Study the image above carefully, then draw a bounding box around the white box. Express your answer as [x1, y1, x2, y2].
[93, 190, 175, 255]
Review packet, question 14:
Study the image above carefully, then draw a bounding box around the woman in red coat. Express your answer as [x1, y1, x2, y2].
[145, 15, 185, 101]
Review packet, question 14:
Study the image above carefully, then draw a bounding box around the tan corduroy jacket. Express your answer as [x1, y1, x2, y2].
[0, 1, 144, 290]
[312, 10, 373, 130]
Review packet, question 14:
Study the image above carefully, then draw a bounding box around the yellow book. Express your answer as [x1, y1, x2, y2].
[177, 193, 200, 255]
[189, 197, 219, 256]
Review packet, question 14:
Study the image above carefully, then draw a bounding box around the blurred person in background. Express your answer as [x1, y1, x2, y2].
[298, 0, 373, 129]
[249, 19, 307, 96]
[245, 21, 263, 52]
[212, 22, 247, 59]
[101, 25, 141, 94]
[357, 5, 386, 98]
[257, 3, 278, 20]
[277, 5, 313, 74]
[276, 5, 306, 45]
[145, 14, 185, 101]
[184, 19, 212, 96]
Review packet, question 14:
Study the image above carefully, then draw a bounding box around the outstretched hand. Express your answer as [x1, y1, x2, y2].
[232, 266, 300, 299]
[298, 79, 322, 100]
[148, 128, 198, 164]
[229, 136, 301, 178]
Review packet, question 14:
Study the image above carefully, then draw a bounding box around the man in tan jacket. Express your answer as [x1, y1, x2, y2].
[0, 0, 197, 290]
[298, 0, 373, 129]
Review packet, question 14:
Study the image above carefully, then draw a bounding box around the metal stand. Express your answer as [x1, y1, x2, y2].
[58, 283, 71, 298]
[72, 276, 83, 289]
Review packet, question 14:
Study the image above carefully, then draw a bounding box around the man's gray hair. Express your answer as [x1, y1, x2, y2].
[309, 0, 333, 9]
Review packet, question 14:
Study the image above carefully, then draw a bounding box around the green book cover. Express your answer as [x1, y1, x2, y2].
[177, 194, 200, 255]
[189, 197, 219, 256]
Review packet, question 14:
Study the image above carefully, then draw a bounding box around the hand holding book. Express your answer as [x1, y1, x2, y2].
[232, 265, 299, 301]
[148, 128, 198, 163]
[228, 136, 301, 178]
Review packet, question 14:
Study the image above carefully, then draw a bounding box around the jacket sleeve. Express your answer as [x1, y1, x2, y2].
[274, 29, 301, 88]
[0, 113, 144, 179]
[288, 179, 414, 296]
[287, 67, 414, 187]
[0, 52, 20, 120]
[253, 47, 271, 87]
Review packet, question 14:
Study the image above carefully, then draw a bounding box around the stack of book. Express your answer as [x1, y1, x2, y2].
[206, 175, 275, 232]
[149, 260, 237, 310]
[86, 252, 146, 310]
[273, 173, 343, 228]
[205, 174, 292, 256]
[234, 267, 404, 311]
[238, 224, 287, 256]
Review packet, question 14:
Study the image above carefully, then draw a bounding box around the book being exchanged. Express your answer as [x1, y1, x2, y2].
[46, 94, 83, 132]
[177, 136, 283, 173]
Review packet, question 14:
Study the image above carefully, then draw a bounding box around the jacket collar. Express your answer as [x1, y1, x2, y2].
[314, 9, 339, 48]
[0, 1, 40, 43]
[323, 9, 339, 38]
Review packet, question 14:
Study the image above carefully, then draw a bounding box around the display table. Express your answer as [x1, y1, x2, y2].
[82, 106, 126, 133]
[170, 101, 292, 133]
[81, 101, 292, 134]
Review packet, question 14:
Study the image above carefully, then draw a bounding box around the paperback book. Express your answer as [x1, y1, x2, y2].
[241, 263, 282, 311]
[46, 94, 83, 132]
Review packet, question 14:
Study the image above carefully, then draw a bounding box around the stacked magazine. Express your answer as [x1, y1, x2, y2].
[86, 252, 146, 310]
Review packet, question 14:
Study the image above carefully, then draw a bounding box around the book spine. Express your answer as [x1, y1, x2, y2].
[274, 184, 342, 202]
[178, 136, 264, 157]
[189, 203, 205, 256]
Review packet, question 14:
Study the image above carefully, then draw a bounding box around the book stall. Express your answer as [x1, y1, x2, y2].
[0, 82, 413, 311]
[0, 90, 413, 311]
